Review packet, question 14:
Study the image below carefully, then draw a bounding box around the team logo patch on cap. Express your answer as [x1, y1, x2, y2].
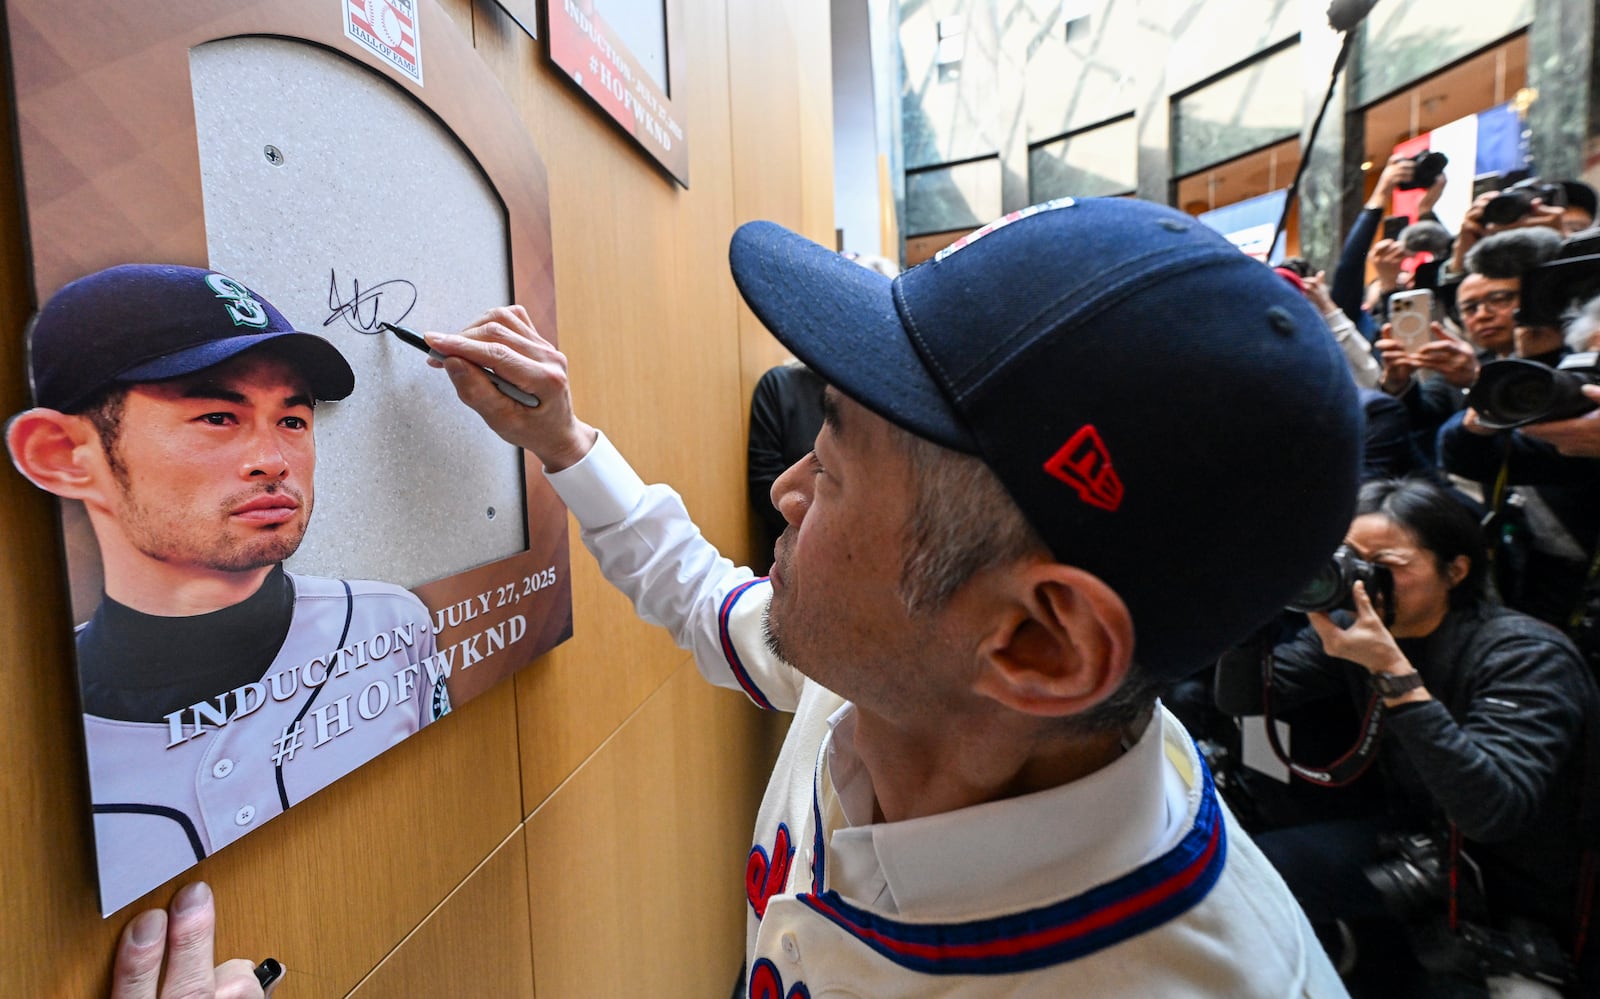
[204, 274, 270, 329]
[1043, 425, 1123, 512]
[934, 198, 1076, 262]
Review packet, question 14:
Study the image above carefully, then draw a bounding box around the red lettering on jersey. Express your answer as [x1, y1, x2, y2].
[746, 825, 795, 919]
[749, 958, 810, 999]
[1043, 425, 1124, 512]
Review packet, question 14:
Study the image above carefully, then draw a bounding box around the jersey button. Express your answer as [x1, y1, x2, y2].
[234, 805, 256, 826]
[212, 759, 234, 779]
[781, 932, 801, 963]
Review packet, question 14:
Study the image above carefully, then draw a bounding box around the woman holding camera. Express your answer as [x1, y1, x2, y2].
[1257, 476, 1598, 997]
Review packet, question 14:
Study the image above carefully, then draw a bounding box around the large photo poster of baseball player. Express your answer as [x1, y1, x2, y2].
[3, 15, 570, 916]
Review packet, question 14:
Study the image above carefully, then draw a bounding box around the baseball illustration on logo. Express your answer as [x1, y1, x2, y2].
[369, 0, 407, 49]
[345, 0, 423, 84]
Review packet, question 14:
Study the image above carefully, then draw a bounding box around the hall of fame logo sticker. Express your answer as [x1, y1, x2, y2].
[345, 0, 424, 85]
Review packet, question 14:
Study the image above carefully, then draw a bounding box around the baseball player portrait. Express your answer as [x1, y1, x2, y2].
[5, 264, 450, 915]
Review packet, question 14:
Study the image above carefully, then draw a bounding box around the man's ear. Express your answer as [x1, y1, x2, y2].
[969, 564, 1134, 719]
[5, 408, 107, 501]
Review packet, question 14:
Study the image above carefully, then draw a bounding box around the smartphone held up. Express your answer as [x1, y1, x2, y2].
[1388, 289, 1434, 352]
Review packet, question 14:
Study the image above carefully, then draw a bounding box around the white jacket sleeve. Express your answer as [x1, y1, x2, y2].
[1324, 307, 1381, 389]
[543, 432, 806, 712]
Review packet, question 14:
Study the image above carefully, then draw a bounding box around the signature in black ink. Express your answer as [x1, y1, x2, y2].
[322, 269, 418, 334]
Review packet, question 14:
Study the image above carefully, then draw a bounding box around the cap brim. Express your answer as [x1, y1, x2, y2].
[729, 221, 976, 452]
[119, 331, 356, 401]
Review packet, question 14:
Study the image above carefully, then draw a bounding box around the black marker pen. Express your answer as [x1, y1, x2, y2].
[254, 957, 284, 989]
[382, 322, 542, 408]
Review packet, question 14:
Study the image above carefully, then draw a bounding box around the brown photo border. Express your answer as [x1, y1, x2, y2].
[4, 0, 571, 706]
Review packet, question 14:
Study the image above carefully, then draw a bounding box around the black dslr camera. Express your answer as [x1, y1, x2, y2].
[1469, 351, 1600, 430]
[1481, 177, 1567, 227]
[1365, 832, 1577, 989]
[1286, 544, 1394, 622]
[1397, 151, 1448, 191]
[1365, 831, 1452, 916]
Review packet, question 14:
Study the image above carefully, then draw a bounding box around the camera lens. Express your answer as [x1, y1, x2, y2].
[1289, 545, 1360, 613]
[1288, 563, 1345, 613]
[1470, 357, 1600, 429]
[1484, 366, 1556, 424]
[1367, 858, 1443, 917]
[1287, 547, 1395, 618]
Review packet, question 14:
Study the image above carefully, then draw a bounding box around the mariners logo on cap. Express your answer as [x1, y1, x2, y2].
[933, 198, 1076, 263]
[204, 273, 271, 329]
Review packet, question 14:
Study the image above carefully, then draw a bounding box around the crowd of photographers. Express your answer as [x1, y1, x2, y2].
[1180, 155, 1600, 998]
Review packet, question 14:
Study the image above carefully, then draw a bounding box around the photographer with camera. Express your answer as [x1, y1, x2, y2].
[1435, 234, 1600, 642]
[1517, 296, 1600, 458]
[1446, 179, 1579, 282]
[1250, 477, 1599, 997]
[1438, 389, 1600, 637]
[1452, 228, 1570, 363]
[1329, 154, 1447, 339]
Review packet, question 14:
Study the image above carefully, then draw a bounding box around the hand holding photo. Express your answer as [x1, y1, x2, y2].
[383, 322, 541, 407]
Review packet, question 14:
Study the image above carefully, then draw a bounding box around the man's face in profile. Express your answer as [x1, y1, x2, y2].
[100, 351, 317, 574]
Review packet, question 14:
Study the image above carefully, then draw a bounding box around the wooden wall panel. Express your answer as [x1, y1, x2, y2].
[0, 0, 832, 991]
[727, 1, 837, 411]
[488, 0, 758, 815]
[523, 663, 772, 997]
[348, 829, 535, 999]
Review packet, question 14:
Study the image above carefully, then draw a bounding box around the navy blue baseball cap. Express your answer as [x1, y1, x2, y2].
[26, 264, 355, 412]
[730, 198, 1362, 678]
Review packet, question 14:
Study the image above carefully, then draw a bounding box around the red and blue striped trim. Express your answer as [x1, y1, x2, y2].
[795, 764, 1226, 975]
[809, 767, 827, 894]
[719, 578, 776, 710]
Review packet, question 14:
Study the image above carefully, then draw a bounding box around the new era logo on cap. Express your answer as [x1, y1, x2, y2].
[1043, 425, 1123, 512]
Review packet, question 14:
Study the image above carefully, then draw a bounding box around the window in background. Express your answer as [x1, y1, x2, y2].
[905, 154, 1002, 236]
[1029, 114, 1137, 202]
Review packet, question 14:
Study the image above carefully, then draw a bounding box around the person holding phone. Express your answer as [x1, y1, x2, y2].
[1371, 284, 1478, 467]
[1331, 156, 1447, 339]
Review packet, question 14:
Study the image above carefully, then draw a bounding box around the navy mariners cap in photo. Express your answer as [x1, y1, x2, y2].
[729, 198, 1362, 678]
[26, 263, 356, 412]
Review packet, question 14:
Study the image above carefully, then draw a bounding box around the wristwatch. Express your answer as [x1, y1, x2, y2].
[1370, 670, 1425, 698]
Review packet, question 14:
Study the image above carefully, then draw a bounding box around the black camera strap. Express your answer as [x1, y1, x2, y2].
[1445, 824, 1467, 932]
[1260, 642, 1386, 786]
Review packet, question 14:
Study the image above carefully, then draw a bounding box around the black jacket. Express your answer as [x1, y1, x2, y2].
[747, 364, 825, 568]
[1436, 414, 1600, 626]
[1270, 601, 1598, 940]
